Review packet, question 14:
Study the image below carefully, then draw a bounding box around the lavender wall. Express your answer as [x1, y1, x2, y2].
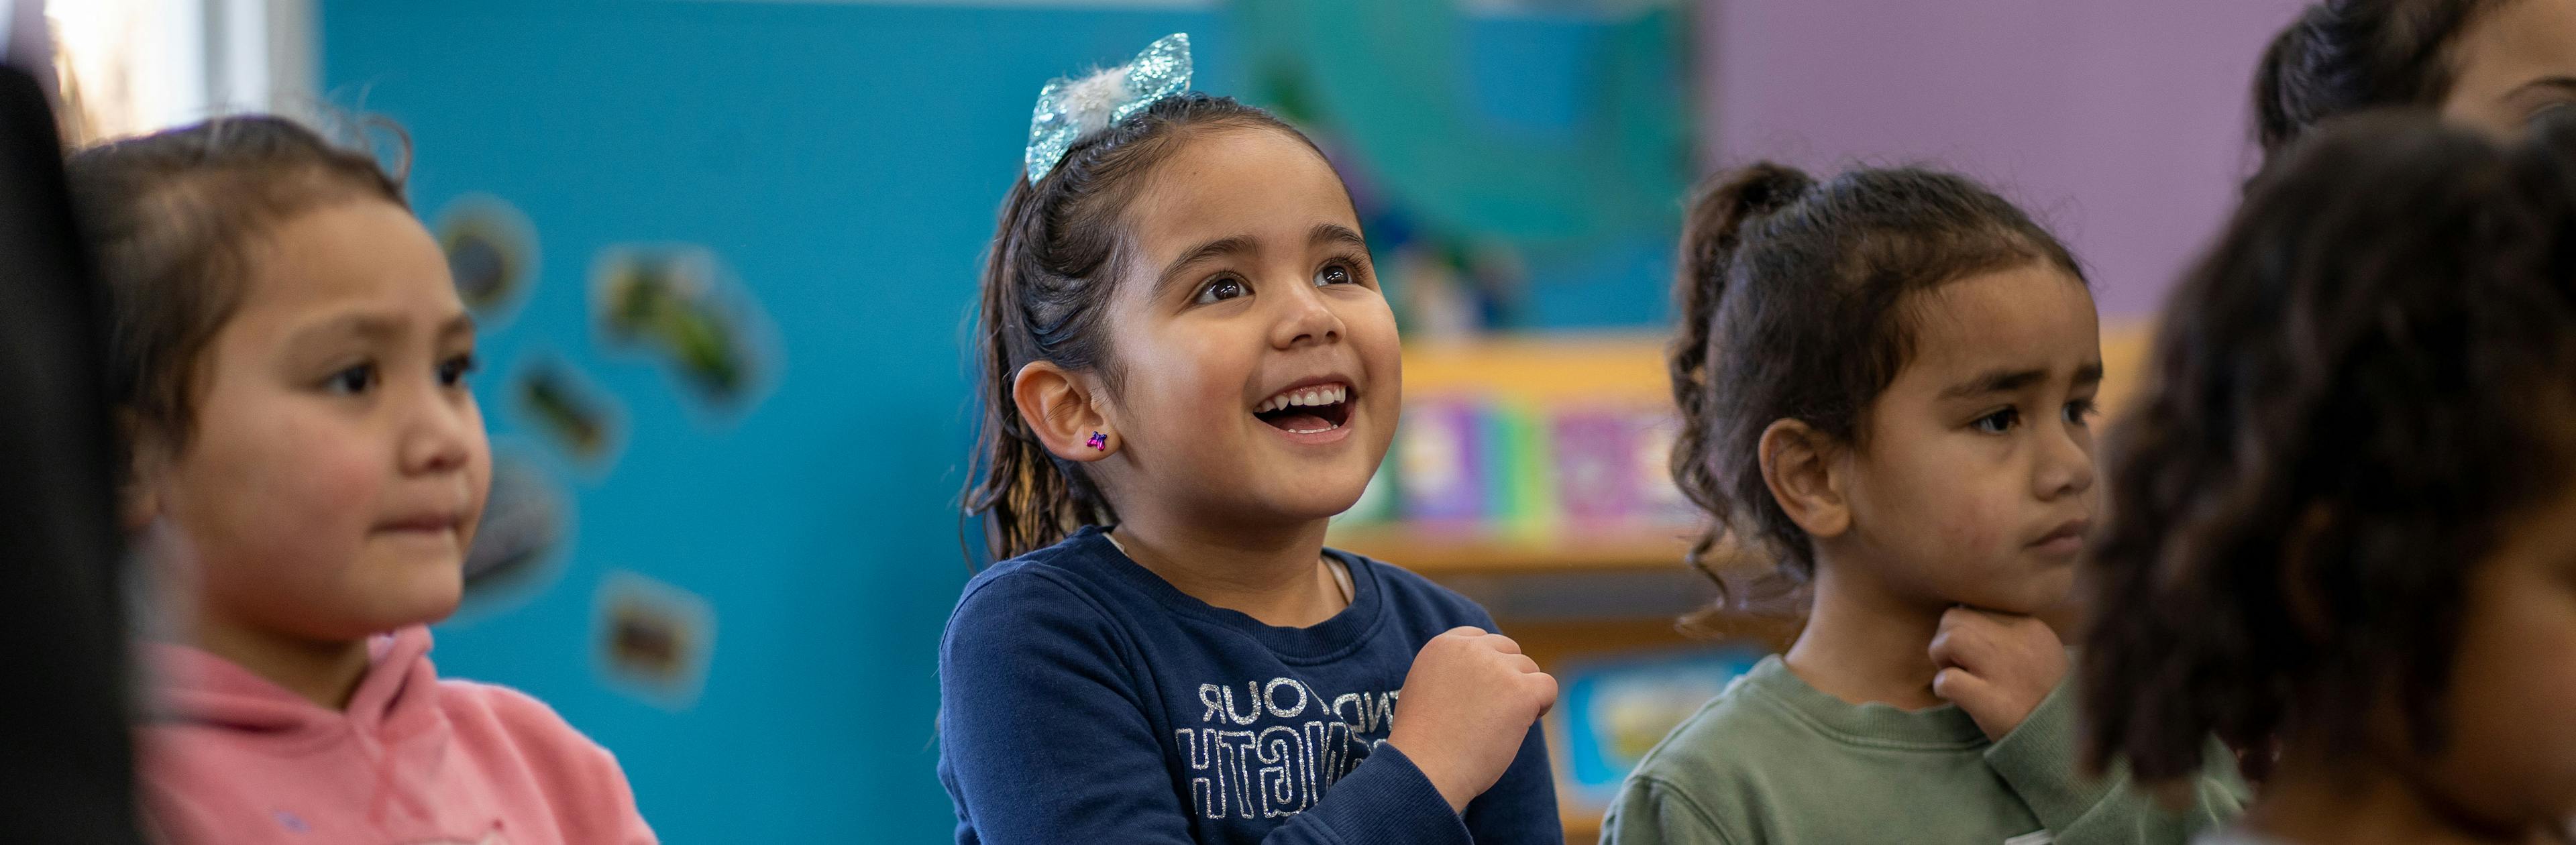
[1701, 0, 2310, 319]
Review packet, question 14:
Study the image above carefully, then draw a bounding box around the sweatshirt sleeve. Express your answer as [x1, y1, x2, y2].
[1599, 776, 1740, 845]
[938, 572, 1474, 845]
[1458, 610, 1564, 845]
[1982, 677, 2248, 844]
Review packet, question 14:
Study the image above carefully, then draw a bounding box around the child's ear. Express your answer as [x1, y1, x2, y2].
[1011, 361, 1116, 462]
[1758, 418, 1850, 539]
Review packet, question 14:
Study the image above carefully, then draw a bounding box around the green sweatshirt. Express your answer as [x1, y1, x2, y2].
[1600, 655, 2246, 845]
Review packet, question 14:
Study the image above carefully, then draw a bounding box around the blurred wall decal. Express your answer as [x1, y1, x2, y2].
[508, 353, 627, 475]
[435, 193, 540, 327]
[589, 243, 780, 422]
[458, 444, 576, 616]
[593, 570, 716, 712]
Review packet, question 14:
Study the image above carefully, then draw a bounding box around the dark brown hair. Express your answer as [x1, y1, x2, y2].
[2255, 0, 2504, 158]
[2082, 113, 2576, 785]
[1668, 162, 2084, 611]
[963, 93, 1325, 563]
[68, 115, 409, 463]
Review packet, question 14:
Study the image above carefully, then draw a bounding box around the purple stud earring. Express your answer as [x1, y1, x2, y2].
[1086, 431, 1108, 451]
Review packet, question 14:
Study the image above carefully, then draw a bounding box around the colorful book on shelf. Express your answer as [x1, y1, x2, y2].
[1552, 408, 1642, 528]
[1360, 335, 1713, 543]
[1396, 398, 1489, 524]
[1489, 400, 1558, 543]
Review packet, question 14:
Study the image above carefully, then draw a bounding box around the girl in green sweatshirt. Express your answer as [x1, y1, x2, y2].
[1602, 162, 2245, 845]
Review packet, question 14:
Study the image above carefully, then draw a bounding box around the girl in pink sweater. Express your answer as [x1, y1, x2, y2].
[71, 115, 655, 845]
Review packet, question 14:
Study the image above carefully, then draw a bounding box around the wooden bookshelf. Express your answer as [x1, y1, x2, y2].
[1567, 810, 1605, 843]
[1398, 321, 2153, 410]
[1326, 526, 1699, 575]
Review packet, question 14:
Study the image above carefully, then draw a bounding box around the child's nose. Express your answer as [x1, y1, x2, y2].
[2036, 422, 2096, 500]
[1269, 284, 1344, 349]
[398, 384, 480, 476]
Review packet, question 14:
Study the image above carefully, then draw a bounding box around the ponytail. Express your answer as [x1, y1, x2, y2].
[1668, 163, 1811, 591]
[2253, 6, 2339, 157]
[963, 179, 1116, 563]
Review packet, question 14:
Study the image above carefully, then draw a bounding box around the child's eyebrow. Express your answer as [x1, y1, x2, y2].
[1941, 368, 2044, 400]
[1153, 235, 1257, 299]
[2504, 75, 2576, 101]
[288, 313, 407, 347]
[1941, 361, 2105, 399]
[288, 311, 478, 349]
[439, 313, 478, 341]
[1310, 223, 1366, 252]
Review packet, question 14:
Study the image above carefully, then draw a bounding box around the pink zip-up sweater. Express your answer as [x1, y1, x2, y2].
[140, 626, 656, 844]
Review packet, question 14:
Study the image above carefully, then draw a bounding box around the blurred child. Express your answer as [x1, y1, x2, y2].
[2257, 0, 2576, 158]
[1601, 162, 2247, 844]
[938, 34, 1561, 844]
[72, 115, 655, 844]
[2082, 113, 2576, 845]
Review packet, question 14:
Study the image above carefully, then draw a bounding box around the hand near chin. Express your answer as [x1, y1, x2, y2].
[1928, 606, 2068, 742]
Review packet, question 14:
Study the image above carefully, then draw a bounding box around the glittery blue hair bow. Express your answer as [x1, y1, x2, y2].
[1024, 33, 1193, 184]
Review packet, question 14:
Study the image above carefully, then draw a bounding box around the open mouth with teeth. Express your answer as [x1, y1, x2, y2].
[1253, 383, 1354, 435]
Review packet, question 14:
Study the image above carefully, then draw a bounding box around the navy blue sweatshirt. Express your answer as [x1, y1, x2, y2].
[937, 526, 1562, 845]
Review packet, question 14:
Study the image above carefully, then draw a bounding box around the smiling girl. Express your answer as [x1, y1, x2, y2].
[936, 35, 1561, 845]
